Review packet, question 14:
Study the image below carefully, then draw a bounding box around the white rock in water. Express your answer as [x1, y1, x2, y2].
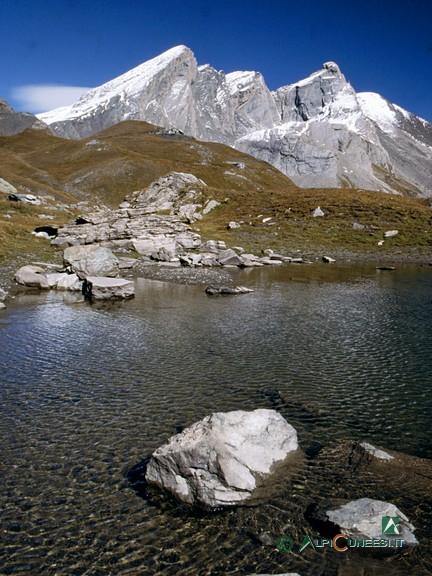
[145, 408, 299, 509]
[326, 498, 418, 545]
[83, 276, 134, 301]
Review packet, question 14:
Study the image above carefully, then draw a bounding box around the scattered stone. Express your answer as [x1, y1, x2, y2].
[38, 214, 54, 220]
[326, 498, 418, 545]
[200, 240, 226, 253]
[205, 286, 254, 295]
[227, 221, 241, 229]
[179, 254, 202, 267]
[384, 230, 399, 238]
[151, 247, 174, 262]
[32, 231, 52, 239]
[63, 245, 119, 278]
[145, 409, 299, 509]
[359, 442, 394, 461]
[262, 217, 272, 223]
[15, 265, 49, 289]
[291, 257, 305, 264]
[352, 222, 365, 230]
[118, 257, 138, 269]
[200, 254, 220, 267]
[259, 258, 283, 265]
[202, 199, 220, 215]
[8, 193, 41, 205]
[312, 206, 325, 217]
[232, 246, 245, 254]
[322, 255, 336, 263]
[378, 240, 385, 246]
[82, 277, 135, 301]
[0, 302, 5, 311]
[217, 249, 244, 266]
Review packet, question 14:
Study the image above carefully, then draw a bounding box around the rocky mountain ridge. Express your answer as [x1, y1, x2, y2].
[0, 97, 49, 136]
[38, 46, 432, 197]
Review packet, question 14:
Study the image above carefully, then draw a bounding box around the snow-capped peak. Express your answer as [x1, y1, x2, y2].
[38, 45, 194, 123]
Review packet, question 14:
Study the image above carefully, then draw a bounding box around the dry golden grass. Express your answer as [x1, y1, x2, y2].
[0, 121, 431, 269]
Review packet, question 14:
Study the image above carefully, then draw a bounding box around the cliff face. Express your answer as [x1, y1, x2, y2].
[37, 47, 432, 197]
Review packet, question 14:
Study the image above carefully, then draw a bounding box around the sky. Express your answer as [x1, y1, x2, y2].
[1, 0, 431, 121]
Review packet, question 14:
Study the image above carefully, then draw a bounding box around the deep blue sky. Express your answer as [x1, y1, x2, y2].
[1, 0, 431, 121]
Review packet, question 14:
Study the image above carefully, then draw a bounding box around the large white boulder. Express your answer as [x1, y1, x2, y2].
[145, 409, 298, 509]
[63, 245, 119, 278]
[15, 265, 49, 289]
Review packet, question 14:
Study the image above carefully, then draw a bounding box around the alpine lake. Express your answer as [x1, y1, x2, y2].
[1, 263, 431, 576]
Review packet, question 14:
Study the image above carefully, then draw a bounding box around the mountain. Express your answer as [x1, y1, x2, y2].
[0, 97, 49, 136]
[38, 46, 432, 197]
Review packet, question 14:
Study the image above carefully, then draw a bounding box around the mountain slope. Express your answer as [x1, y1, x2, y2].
[38, 47, 432, 198]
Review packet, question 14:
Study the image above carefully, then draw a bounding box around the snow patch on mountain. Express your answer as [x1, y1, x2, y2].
[357, 92, 399, 133]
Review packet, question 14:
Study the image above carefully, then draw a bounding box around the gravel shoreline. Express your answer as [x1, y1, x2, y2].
[1, 248, 431, 295]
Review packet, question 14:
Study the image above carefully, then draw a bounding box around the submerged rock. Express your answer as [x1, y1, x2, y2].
[359, 441, 394, 461]
[145, 408, 299, 509]
[205, 285, 254, 295]
[326, 498, 418, 546]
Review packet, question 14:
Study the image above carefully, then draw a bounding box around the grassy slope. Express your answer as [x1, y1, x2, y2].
[0, 121, 431, 275]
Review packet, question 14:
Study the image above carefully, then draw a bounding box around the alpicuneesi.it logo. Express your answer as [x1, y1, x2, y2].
[277, 516, 404, 553]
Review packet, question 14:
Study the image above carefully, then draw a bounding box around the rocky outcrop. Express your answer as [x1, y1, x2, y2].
[82, 276, 134, 301]
[53, 173, 203, 256]
[0, 96, 50, 136]
[145, 409, 299, 509]
[38, 47, 432, 197]
[130, 172, 207, 217]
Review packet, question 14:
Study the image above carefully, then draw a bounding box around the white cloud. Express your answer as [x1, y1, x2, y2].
[11, 85, 92, 113]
